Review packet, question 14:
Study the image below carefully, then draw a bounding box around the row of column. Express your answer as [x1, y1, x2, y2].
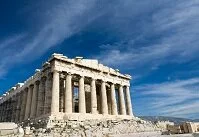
[17, 76, 51, 122]
[51, 71, 133, 116]
[0, 75, 51, 122]
[0, 70, 133, 122]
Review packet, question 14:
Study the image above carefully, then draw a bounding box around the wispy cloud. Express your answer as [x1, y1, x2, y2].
[133, 78, 199, 118]
[97, 0, 199, 72]
[0, 0, 106, 78]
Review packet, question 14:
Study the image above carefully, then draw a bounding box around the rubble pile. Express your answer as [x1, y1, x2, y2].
[0, 118, 165, 137]
[31, 118, 161, 137]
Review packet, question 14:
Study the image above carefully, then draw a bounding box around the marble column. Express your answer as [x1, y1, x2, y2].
[51, 70, 60, 114]
[0, 105, 2, 121]
[8, 100, 11, 121]
[24, 85, 33, 120]
[15, 93, 20, 122]
[65, 73, 72, 113]
[20, 89, 27, 122]
[119, 85, 126, 115]
[11, 96, 16, 122]
[79, 76, 86, 113]
[101, 81, 108, 115]
[44, 76, 50, 114]
[59, 79, 64, 112]
[72, 82, 75, 112]
[41, 77, 46, 115]
[91, 78, 97, 114]
[125, 86, 133, 116]
[36, 80, 43, 117]
[110, 83, 118, 115]
[3, 103, 6, 121]
[30, 81, 39, 118]
[44, 75, 52, 114]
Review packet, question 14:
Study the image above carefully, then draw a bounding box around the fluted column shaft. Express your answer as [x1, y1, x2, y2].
[79, 76, 86, 113]
[91, 78, 97, 114]
[44, 77, 49, 114]
[65, 73, 72, 113]
[15, 94, 20, 122]
[36, 80, 44, 116]
[0, 106, 1, 121]
[25, 86, 33, 120]
[11, 96, 16, 122]
[126, 86, 133, 116]
[101, 81, 108, 115]
[111, 84, 118, 115]
[20, 90, 27, 122]
[119, 85, 126, 115]
[30, 82, 39, 118]
[51, 71, 60, 114]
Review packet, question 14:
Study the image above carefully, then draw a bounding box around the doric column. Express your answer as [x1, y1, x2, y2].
[11, 96, 16, 122]
[110, 83, 118, 115]
[43, 76, 50, 114]
[119, 85, 126, 115]
[51, 70, 60, 114]
[101, 81, 108, 115]
[30, 81, 39, 118]
[3, 103, 6, 122]
[15, 93, 20, 122]
[3, 103, 6, 121]
[72, 82, 75, 112]
[91, 78, 97, 114]
[44, 74, 52, 114]
[24, 85, 33, 120]
[36, 79, 43, 117]
[79, 76, 86, 113]
[41, 77, 46, 115]
[0, 105, 1, 121]
[65, 73, 72, 113]
[125, 86, 133, 116]
[8, 99, 11, 121]
[59, 78, 64, 112]
[20, 89, 28, 122]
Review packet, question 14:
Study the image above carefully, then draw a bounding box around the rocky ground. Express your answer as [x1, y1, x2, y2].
[113, 132, 194, 137]
[1, 119, 198, 137]
[30, 119, 159, 137]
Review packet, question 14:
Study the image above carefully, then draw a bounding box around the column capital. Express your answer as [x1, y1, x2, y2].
[79, 75, 85, 78]
[52, 70, 60, 74]
[29, 84, 34, 88]
[110, 82, 116, 85]
[67, 72, 72, 75]
[35, 80, 40, 85]
[91, 77, 96, 81]
[101, 79, 107, 83]
[125, 85, 130, 88]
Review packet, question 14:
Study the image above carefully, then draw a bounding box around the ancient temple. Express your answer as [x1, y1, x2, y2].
[0, 53, 133, 123]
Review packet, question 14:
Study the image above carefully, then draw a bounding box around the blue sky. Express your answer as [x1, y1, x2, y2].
[0, 0, 199, 119]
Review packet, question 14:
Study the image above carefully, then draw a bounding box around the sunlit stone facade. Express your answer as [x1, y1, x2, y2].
[0, 53, 133, 123]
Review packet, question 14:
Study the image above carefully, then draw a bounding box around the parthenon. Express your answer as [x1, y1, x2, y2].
[0, 53, 133, 123]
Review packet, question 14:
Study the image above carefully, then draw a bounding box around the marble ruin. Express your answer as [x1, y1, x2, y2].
[167, 122, 199, 134]
[0, 53, 133, 125]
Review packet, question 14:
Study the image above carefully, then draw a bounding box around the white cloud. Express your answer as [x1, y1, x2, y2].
[96, 0, 199, 72]
[133, 78, 199, 118]
[0, 0, 105, 78]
